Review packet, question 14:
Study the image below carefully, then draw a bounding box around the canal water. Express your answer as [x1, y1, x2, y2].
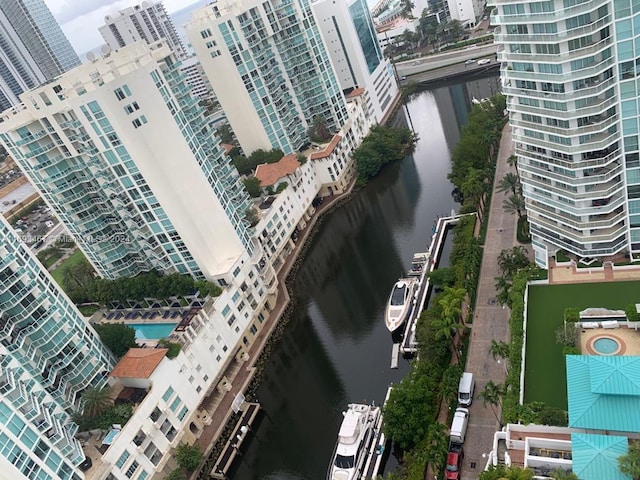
[233, 73, 500, 479]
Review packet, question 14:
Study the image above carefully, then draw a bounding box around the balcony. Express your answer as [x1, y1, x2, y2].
[494, 15, 612, 43]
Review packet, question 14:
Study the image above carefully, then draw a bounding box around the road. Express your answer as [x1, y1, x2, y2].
[395, 43, 498, 78]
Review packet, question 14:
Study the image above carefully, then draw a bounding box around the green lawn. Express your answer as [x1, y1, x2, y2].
[51, 249, 86, 287]
[525, 280, 640, 409]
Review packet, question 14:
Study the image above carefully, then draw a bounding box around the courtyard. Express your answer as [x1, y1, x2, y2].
[524, 280, 640, 409]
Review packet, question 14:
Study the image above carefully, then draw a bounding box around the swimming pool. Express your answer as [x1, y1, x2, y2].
[593, 337, 621, 355]
[130, 323, 177, 340]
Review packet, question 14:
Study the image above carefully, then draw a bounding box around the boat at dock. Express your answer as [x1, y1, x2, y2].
[327, 403, 381, 480]
[408, 252, 428, 277]
[384, 278, 416, 332]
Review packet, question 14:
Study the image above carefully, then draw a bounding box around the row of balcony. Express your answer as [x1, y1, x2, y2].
[514, 144, 621, 170]
[502, 56, 614, 84]
[493, 15, 612, 43]
[513, 127, 618, 155]
[531, 223, 627, 257]
[491, 0, 610, 24]
[497, 36, 612, 64]
[502, 75, 615, 102]
[525, 188, 625, 217]
[522, 171, 623, 201]
[521, 159, 622, 186]
[508, 94, 617, 122]
[511, 112, 617, 138]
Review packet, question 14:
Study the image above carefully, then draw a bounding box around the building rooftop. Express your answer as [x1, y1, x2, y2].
[571, 433, 631, 480]
[254, 154, 300, 187]
[109, 348, 168, 379]
[567, 355, 640, 432]
[310, 135, 342, 160]
[346, 87, 365, 99]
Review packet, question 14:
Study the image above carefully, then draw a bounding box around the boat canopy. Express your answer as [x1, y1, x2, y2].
[390, 283, 408, 306]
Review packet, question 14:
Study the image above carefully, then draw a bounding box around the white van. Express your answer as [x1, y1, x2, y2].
[458, 372, 475, 406]
[450, 408, 469, 444]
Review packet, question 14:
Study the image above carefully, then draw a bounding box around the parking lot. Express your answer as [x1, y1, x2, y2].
[11, 202, 60, 249]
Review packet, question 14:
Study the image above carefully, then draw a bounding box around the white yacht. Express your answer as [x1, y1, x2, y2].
[384, 278, 415, 332]
[408, 252, 428, 277]
[327, 403, 381, 480]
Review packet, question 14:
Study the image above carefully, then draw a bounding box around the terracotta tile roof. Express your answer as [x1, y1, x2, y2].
[310, 135, 342, 160]
[109, 348, 168, 379]
[346, 88, 365, 99]
[254, 154, 300, 187]
[221, 143, 235, 154]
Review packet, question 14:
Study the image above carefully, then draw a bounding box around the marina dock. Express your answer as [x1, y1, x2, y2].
[361, 386, 393, 479]
[399, 212, 476, 355]
[210, 402, 260, 479]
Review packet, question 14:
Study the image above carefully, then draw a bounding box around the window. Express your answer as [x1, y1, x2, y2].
[125, 460, 139, 478]
[144, 443, 162, 466]
[124, 102, 139, 114]
[150, 407, 161, 422]
[116, 451, 130, 468]
[178, 406, 189, 420]
[133, 430, 146, 447]
[170, 397, 181, 412]
[114, 88, 126, 101]
[227, 314, 236, 326]
[162, 387, 174, 402]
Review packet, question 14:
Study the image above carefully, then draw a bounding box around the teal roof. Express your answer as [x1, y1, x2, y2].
[571, 433, 631, 480]
[566, 356, 640, 432]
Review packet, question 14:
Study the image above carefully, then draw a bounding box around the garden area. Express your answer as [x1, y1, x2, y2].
[524, 280, 640, 409]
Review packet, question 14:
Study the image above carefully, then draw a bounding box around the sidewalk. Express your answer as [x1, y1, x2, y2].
[459, 123, 524, 479]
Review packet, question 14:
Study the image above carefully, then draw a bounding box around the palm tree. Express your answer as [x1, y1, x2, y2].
[461, 168, 485, 207]
[507, 154, 519, 177]
[489, 340, 510, 374]
[81, 386, 113, 418]
[433, 315, 465, 361]
[425, 422, 449, 475]
[438, 286, 466, 323]
[549, 469, 578, 480]
[497, 172, 521, 195]
[400, 0, 415, 18]
[619, 441, 640, 480]
[479, 380, 504, 427]
[503, 193, 526, 219]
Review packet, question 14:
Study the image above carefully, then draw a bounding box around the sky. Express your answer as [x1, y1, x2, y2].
[43, 0, 204, 57]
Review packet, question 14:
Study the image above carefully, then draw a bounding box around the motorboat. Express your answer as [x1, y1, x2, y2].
[384, 278, 415, 332]
[327, 403, 381, 480]
[408, 252, 428, 277]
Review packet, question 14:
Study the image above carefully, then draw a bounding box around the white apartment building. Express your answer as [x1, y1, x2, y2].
[311, 0, 400, 124]
[185, 0, 349, 156]
[447, 0, 485, 27]
[490, 0, 634, 266]
[179, 56, 214, 101]
[0, 42, 253, 282]
[84, 252, 276, 480]
[99, 1, 187, 60]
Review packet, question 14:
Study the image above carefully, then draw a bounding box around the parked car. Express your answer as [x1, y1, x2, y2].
[445, 443, 464, 480]
[449, 407, 469, 444]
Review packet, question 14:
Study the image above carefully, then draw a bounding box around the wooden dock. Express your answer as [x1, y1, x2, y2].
[361, 386, 393, 479]
[390, 343, 400, 369]
[210, 402, 260, 479]
[399, 212, 476, 355]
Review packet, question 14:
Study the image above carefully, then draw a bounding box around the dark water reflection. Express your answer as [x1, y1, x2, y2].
[233, 73, 500, 479]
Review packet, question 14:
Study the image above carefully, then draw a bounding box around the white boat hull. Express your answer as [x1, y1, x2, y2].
[384, 278, 416, 332]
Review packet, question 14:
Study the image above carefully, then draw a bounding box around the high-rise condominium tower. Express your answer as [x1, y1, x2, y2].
[186, 0, 349, 155]
[0, 215, 114, 479]
[311, 0, 399, 123]
[491, 0, 634, 266]
[0, 0, 80, 111]
[0, 42, 253, 281]
[99, 1, 187, 60]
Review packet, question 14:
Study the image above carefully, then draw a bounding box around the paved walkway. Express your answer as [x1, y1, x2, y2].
[460, 123, 526, 479]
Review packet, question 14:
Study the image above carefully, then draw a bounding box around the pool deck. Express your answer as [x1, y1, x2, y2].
[581, 327, 640, 355]
[549, 259, 640, 284]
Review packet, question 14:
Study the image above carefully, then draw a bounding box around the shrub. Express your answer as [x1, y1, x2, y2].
[242, 177, 261, 198]
[626, 304, 639, 322]
[158, 340, 181, 359]
[562, 345, 581, 356]
[175, 443, 203, 471]
[563, 307, 581, 323]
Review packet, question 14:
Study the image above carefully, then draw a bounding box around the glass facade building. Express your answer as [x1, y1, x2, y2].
[0, 215, 114, 479]
[490, 0, 640, 266]
[348, 0, 383, 74]
[0, 44, 252, 281]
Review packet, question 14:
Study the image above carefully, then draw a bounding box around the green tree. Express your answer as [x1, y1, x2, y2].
[175, 443, 203, 471]
[497, 172, 521, 195]
[549, 469, 578, 480]
[627, 304, 640, 322]
[440, 364, 464, 404]
[157, 340, 181, 358]
[244, 207, 259, 227]
[424, 422, 449, 475]
[497, 246, 530, 280]
[93, 323, 137, 358]
[507, 154, 519, 177]
[480, 465, 533, 480]
[248, 148, 284, 165]
[164, 468, 187, 480]
[503, 193, 526, 219]
[232, 155, 255, 176]
[308, 115, 332, 143]
[432, 314, 464, 361]
[619, 442, 640, 480]
[81, 386, 113, 418]
[242, 177, 262, 198]
[400, 0, 415, 18]
[215, 123, 234, 144]
[489, 339, 510, 362]
[479, 380, 504, 427]
[427, 267, 457, 289]
[460, 168, 485, 207]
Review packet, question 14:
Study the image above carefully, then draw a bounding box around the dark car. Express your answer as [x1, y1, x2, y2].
[445, 443, 464, 480]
